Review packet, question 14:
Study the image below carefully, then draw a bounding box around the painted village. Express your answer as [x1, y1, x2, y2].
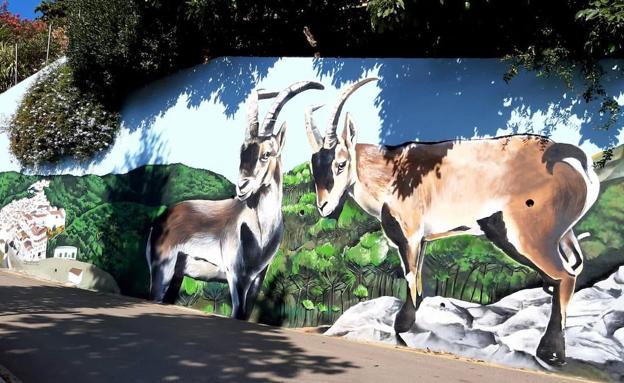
[0, 180, 112, 289]
[0, 180, 66, 262]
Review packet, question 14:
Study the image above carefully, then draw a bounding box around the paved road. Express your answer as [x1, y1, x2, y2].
[0, 271, 591, 383]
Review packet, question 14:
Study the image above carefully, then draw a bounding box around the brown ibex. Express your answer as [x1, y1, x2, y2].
[146, 81, 324, 320]
[305, 78, 600, 365]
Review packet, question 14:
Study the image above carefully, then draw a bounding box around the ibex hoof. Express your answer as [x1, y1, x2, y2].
[395, 334, 408, 347]
[536, 345, 566, 367]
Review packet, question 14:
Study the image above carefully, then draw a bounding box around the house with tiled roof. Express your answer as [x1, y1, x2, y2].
[0, 180, 66, 263]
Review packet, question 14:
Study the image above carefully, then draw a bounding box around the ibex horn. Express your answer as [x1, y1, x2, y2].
[324, 77, 378, 148]
[259, 81, 325, 137]
[305, 104, 324, 152]
[246, 89, 280, 139]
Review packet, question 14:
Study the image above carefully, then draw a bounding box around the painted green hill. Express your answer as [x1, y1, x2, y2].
[0, 172, 41, 208]
[0, 164, 234, 296]
[45, 164, 235, 223]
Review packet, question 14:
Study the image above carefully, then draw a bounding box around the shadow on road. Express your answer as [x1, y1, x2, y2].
[0, 283, 357, 382]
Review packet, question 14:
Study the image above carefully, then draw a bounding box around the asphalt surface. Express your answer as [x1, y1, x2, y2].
[0, 270, 592, 383]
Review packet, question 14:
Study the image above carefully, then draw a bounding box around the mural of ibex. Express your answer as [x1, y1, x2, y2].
[304, 78, 600, 366]
[146, 81, 324, 320]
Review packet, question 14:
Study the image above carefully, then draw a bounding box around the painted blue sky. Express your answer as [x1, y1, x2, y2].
[7, 0, 40, 19]
[0, 58, 622, 179]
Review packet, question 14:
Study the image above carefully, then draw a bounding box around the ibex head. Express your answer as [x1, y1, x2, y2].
[237, 81, 325, 201]
[305, 78, 378, 216]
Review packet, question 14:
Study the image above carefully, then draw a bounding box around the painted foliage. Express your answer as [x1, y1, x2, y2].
[1, 58, 624, 378]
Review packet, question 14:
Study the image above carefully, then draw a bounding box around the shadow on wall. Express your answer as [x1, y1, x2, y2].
[94, 57, 624, 178]
[25, 58, 623, 177]
[26, 123, 172, 178]
[27, 57, 280, 176]
[314, 58, 623, 148]
[113, 57, 281, 175]
[46, 197, 155, 297]
[43, 163, 236, 298]
[119, 127, 171, 174]
[122, 57, 281, 132]
[0, 283, 357, 382]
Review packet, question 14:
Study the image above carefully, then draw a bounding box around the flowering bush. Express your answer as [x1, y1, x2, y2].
[0, 3, 47, 36]
[9, 63, 119, 166]
[0, 1, 66, 92]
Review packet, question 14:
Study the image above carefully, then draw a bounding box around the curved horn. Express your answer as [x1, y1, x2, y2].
[324, 77, 378, 148]
[259, 81, 325, 136]
[305, 104, 324, 152]
[246, 89, 280, 139]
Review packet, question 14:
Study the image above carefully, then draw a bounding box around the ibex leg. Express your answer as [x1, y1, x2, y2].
[149, 250, 185, 304]
[243, 267, 268, 320]
[229, 274, 253, 320]
[478, 211, 574, 366]
[381, 203, 421, 334]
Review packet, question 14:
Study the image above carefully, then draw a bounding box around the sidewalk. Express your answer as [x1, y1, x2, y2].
[0, 270, 593, 383]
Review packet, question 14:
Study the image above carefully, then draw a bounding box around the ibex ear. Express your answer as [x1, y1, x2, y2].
[275, 121, 287, 155]
[342, 113, 357, 149]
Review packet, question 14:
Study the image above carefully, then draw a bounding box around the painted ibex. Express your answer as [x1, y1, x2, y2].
[147, 81, 324, 320]
[305, 78, 600, 365]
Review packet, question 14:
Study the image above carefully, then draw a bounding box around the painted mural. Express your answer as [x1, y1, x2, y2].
[146, 81, 324, 319]
[1, 57, 624, 380]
